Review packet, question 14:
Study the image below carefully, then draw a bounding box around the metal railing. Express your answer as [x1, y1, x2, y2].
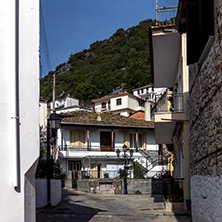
[138, 149, 170, 171]
[58, 145, 139, 152]
[151, 92, 183, 119]
[68, 169, 134, 180]
[156, 6, 177, 25]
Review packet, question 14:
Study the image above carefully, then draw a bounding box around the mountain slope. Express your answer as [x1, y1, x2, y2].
[40, 19, 155, 103]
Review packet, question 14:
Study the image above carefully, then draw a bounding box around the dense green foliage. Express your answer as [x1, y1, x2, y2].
[40, 19, 155, 104]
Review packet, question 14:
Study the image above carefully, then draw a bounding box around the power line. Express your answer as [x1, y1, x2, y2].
[40, 0, 52, 78]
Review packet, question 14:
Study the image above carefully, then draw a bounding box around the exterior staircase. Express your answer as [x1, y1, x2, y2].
[138, 149, 169, 172]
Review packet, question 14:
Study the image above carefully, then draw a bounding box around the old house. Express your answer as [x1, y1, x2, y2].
[56, 111, 166, 186]
[92, 91, 146, 117]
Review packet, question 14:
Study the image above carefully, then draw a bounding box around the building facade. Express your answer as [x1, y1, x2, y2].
[0, 1, 39, 221]
[92, 92, 145, 117]
[182, 0, 222, 221]
[149, 23, 190, 210]
[56, 111, 166, 186]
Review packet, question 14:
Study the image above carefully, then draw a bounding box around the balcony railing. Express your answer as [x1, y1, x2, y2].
[156, 6, 177, 26]
[151, 92, 183, 120]
[58, 145, 139, 152]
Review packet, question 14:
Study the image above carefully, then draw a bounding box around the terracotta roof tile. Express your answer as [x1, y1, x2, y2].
[129, 111, 145, 120]
[91, 92, 146, 102]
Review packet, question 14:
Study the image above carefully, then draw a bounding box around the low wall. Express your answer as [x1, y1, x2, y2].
[127, 179, 162, 194]
[77, 179, 122, 194]
[36, 179, 62, 208]
[77, 179, 163, 194]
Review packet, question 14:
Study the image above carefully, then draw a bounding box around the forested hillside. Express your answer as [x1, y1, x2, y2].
[40, 19, 155, 104]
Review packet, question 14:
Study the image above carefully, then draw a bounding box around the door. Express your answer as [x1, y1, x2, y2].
[68, 161, 81, 188]
[91, 165, 101, 178]
[100, 132, 112, 151]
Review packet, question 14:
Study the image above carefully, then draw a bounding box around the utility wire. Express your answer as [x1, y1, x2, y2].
[40, 0, 52, 78]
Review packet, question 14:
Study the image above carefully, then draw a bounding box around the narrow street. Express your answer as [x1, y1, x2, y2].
[37, 189, 192, 222]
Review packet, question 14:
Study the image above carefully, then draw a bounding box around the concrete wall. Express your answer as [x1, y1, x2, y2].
[0, 1, 39, 221]
[36, 179, 62, 208]
[189, 1, 222, 221]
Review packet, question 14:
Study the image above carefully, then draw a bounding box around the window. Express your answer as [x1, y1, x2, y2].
[129, 133, 142, 148]
[70, 130, 86, 147]
[116, 98, 121, 106]
[101, 102, 106, 109]
[187, 0, 214, 64]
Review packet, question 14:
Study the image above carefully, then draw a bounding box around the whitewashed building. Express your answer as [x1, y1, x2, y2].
[0, 1, 39, 221]
[132, 85, 166, 102]
[49, 95, 79, 113]
[92, 92, 146, 117]
[57, 111, 166, 186]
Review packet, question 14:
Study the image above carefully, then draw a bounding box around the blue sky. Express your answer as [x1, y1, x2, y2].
[40, 0, 178, 77]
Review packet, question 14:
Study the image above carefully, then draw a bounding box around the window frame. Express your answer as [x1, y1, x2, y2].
[116, 98, 122, 106]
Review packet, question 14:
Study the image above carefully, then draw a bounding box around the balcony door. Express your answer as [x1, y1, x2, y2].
[100, 131, 112, 151]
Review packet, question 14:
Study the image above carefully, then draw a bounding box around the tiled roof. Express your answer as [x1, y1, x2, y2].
[129, 111, 145, 120]
[91, 92, 146, 102]
[91, 92, 128, 102]
[61, 111, 154, 128]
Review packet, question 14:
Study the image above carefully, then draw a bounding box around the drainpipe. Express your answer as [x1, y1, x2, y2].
[11, 0, 20, 188]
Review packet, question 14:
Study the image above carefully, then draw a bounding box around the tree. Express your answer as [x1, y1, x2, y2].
[74, 83, 99, 104]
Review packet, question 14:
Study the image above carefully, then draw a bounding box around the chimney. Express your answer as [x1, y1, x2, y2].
[145, 101, 151, 121]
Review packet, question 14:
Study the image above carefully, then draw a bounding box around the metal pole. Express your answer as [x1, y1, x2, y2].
[124, 158, 128, 194]
[53, 73, 55, 112]
[155, 0, 158, 25]
[47, 119, 51, 206]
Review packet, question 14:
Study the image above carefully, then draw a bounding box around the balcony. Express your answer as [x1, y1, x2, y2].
[58, 145, 140, 159]
[155, 92, 183, 112]
[151, 92, 186, 144]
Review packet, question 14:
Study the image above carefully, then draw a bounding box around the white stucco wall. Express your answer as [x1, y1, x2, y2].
[110, 95, 128, 111]
[36, 179, 62, 208]
[0, 0, 39, 221]
[128, 96, 139, 111]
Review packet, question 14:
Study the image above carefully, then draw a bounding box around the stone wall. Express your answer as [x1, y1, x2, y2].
[189, 1, 222, 221]
[77, 179, 163, 194]
[77, 179, 122, 194]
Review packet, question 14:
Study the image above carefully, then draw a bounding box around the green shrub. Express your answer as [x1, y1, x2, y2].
[134, 190, 142, 195]
[104, 172, 109, 178]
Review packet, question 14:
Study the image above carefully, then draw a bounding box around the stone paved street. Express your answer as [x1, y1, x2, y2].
[37, 189, 192, 222]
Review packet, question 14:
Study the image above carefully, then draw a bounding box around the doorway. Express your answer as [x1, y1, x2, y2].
[100, 131, 112, 151]
[68, 161, 81, 188]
